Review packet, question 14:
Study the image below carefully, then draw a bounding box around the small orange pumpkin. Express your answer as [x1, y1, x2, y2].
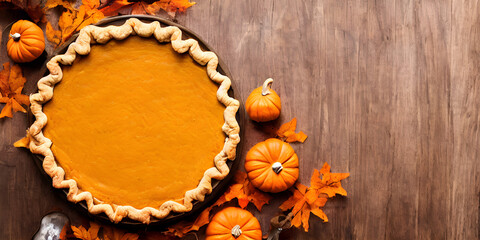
[7, 20, 45, 63]
[245, 78, 281, 122]
[245, 138, 299, 193]
[206, 207, 262, 240]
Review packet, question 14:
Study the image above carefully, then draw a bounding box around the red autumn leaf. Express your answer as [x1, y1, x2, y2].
[276, 118, 308, 143]
[0, 62, 30, 119]
[279, 163, 349, 231]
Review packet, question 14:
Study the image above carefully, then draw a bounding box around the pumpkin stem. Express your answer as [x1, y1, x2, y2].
[261, 78, 274, 96]
[10, 33, 21, 41]
[272, 162, 283, 174]
[231, 225, 242, 238]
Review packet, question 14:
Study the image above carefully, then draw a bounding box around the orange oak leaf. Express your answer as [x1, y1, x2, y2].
[276, 118, 308, 143]
[0, 62, 30, 119]
[279, 163, 348, 231]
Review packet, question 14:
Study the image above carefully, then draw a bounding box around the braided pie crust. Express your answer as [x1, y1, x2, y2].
[27, 18, 240, 223]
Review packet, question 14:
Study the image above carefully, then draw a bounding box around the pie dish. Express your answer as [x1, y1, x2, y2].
[27, 18, 240, 223]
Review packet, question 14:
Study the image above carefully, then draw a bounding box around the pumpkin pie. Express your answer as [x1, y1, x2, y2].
[27, 18, 240, 223]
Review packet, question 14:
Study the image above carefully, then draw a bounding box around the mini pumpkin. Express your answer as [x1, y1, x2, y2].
[245, 78, 281, 122]
[206, 207, 262, 240]
[7, 20, 45, 63]
[245, 138, 299, 193]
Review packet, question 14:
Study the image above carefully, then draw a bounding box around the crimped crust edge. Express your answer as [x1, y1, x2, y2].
[27, 18, 240, 224]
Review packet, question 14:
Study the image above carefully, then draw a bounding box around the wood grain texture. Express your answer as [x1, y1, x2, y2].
[1, 0, 479, 239]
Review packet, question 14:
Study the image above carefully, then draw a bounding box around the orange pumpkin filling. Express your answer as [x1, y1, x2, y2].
[43, 36, 226, 209]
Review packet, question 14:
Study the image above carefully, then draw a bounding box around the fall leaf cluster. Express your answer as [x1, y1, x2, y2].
[279, 162, 349, 231]
[0, 62, 30, 119]
[1, 0, 195, 47]
[63, 221, 139, 240]
[276, 117, 308, 143]
[45, 0, 195, 47]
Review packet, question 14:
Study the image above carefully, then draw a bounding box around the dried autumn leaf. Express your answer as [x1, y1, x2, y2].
[71, 225, 92, 240]
[130, 1, 148, 14]
[46, 0, 105, 47]
[0, 62, 30, 119]
[99, 0, 132, 16]
[277, 118, 297, 136]
[224, 171, 272, 211]
[279, 186, 304, 211]
[71, 222, 101, 240]
[311, 208, 328, 222]
[102, 225, 139, 240]
[276, 118, 308, 143]
[301, 204, 311, 231]
[45, 0, 76, 10]
[167, 0, 195, 12]
[310, 163, 349, 198]
[279, 163, 348, 231]
[14, 132, 30, 148]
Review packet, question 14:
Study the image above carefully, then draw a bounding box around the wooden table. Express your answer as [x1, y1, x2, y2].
[1, 0, 479, 239]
